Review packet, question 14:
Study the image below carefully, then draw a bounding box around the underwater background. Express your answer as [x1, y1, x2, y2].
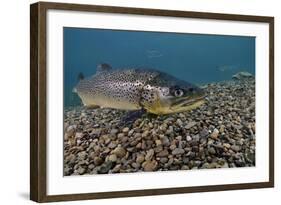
[63, 27, 255, 107]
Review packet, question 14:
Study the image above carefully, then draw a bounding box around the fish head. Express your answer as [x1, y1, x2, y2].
[141, 72, 205, 115]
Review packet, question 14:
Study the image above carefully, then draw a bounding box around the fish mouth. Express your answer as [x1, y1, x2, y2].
[170, 95, 206, 111]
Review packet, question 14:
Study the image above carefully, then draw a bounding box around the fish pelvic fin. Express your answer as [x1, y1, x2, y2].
[72, 87, 77, 93]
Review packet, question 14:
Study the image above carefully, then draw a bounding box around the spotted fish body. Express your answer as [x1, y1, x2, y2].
[74, 64, 205, 115]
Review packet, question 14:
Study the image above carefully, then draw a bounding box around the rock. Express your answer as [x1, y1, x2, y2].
[160, 157, 168, 163]
[108, 154, 117, 162]
[199, 129, 209, 138]
[222, 162, 229, 168]
[148, 122, 154, 128]
[132, 162, 140, 169]
[77, 151, 87, 160]
[117, 133, 125, 139]
[76, 166, 86, 174]
[192, 134, 200, 142]
[159, 124, 168, 131]
[122, 127, 130, 133]
[65, 154, 76, 164]
[112, 164, 121, 173]
[235, 159, 246, 167]
[128, 129, 134, 136]
[75, 132, 83, 139]
[186, 135, 192, 141]
[176, 119, 183, 126]
[154, 145, 163, 153]
[108, 141, 117, 149]
[176, 136, 182, 141]
[208, 147, 216, 155]
[223, 143, 231, 149]
[185, 121, 197, 129]
[65, 125, 76, 138]
[210, 128, 219, 139]
[157, 150, 169, 157]
[165, 127, 173, 135]
[143, 160, 158, 171]
[231, 145, 241, 152]
[181, 165, 189, 170]
[145, 149, 154, 161]
[172, 148, 185, 155]
[98, 161, 113, 174]
[219, 125, 225, 133]
[155, 140, 162, 146]
[160, 135, 170, 146]
[201, 162, 210, 169]
[110, 129, 119, 135]
[169, 144, 177, 150]
[142, 130, 150, 138]
[136, 154, 145, 164]
[112, 147, 126, 158]
[93, 156, 103, 166]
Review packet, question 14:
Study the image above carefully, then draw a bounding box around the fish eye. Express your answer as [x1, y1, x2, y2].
[174, 89, 184, 97]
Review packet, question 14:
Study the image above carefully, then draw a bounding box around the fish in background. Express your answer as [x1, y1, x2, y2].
[146, 50, 163, 58]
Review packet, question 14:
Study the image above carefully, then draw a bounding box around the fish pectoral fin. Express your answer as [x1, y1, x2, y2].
[118, 109, 146, 127]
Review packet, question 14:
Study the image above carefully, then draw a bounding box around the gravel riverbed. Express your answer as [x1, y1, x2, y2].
[63, 79, 255, 175]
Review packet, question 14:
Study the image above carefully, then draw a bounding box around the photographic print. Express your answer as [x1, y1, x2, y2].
[63, 28, 256, 175]
[30, 2, 273, 202]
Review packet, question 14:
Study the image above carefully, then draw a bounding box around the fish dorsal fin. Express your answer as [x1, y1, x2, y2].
[96, 63, 112, 73]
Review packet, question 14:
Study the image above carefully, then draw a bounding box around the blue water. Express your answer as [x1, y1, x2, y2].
[64, 27, 255, 107]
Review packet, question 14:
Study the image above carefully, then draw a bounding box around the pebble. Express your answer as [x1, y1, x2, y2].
[112, 147, 126, 158]
[108, 154, 117, 162]
[157, 150, 169, 157]
[185, 121, 197, 129]
[155, 140, 162, 146]
[208, 147, 216, 155]
[161, 135, 170, 146]
[98, 161, 113, 174]
[93, 156, 103, 166]
[142, 130, 149, 138]
[231, 145, 241, 152]
[122, 127, 129, 133]
[186, 135, 192, 141]
[136, 154, 145, 164]
[143, 160, 158, 171]
[199, 129, 209, 138]
[169, 144, 177, 150]
[65, 125, 76, 137]
[210, 128, 219, 139]
[76, 166, 86, 174]
[110, 129, 118, 135]
[223, 143, 231, 149]
[172, 148, 185, 155]
[176, 119, 183, 126]
[145, 149, 155, 161]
